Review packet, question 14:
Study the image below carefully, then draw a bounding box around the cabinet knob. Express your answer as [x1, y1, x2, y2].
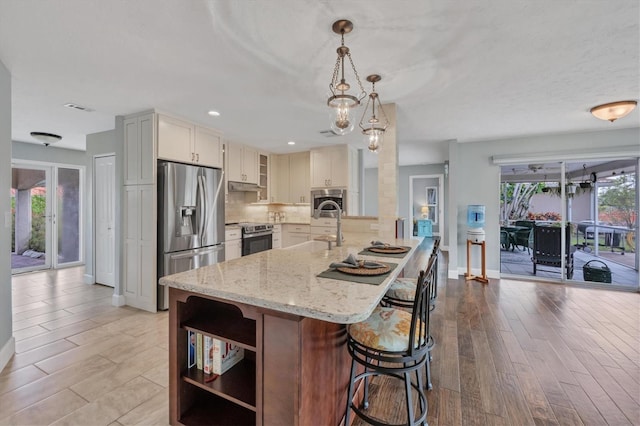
[191, 152, 195, 161]
[196, 153, 199, 162]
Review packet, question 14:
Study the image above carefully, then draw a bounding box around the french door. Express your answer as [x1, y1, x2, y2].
[11, 161, 83, 273]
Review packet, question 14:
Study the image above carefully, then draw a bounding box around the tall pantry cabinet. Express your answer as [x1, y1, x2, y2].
[122, 112, 157, 312]
[121, 111, 224, 313]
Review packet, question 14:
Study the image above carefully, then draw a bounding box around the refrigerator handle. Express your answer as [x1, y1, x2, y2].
[168, 244, 224, 260]
[197, 175, 206, 243]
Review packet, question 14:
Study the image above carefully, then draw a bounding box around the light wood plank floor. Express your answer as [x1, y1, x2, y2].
[2, 262, 638, 425]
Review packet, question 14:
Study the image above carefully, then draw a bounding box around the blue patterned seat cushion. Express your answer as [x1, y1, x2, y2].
[348, 306, 419, 352]
[385, 277, 416, 301]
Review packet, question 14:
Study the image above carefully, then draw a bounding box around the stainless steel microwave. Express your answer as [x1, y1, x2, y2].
[311, 189, 347, 218]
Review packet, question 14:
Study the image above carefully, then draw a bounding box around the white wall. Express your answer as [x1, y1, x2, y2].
[451, 127, 640, 278]
[0, 59, 14, 372]
[12, 141, 86, 164]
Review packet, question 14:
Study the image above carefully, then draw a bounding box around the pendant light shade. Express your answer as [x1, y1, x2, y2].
[590, 100, 637, 122]
[359, 75, 389, 153]
[327, 20, 366, 136]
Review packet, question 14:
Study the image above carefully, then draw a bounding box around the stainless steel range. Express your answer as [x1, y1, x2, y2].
[236, 223, 273, 256]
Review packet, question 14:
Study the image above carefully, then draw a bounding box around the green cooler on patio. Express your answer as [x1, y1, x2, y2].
[583, 260, 612, 283]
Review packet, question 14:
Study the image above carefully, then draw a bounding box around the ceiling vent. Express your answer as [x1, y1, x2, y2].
[64, 103, 94, 112]
[319, 129, 340, 137]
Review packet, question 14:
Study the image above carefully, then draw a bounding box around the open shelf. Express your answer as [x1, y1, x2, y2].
[179, 387, 255, 426]
[182, 355, 256, 411]
[180, 296, 257, 349]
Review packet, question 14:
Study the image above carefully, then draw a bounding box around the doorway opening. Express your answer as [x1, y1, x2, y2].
[11, 161, 84, 273]
[499, 158, 638, 290]
[409, 174, 444, 239]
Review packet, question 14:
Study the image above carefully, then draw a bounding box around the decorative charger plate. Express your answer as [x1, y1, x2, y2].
[367, 246, 409, 254]
[337, 265, 390, 276]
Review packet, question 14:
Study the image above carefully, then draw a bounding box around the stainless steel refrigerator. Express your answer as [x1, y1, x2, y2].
[157, 160, 225, 310]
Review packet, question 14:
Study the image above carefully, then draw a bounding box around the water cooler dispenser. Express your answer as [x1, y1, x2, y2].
[467, 205, 486, 243]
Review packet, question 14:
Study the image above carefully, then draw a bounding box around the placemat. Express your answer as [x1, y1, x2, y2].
[317, 262, 398, 285]
[358, 246, 412, 259]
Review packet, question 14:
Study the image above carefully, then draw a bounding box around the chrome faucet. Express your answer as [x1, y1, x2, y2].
[313, 200, 343, 247]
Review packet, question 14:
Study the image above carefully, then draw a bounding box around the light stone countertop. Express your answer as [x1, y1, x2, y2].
[160, 233, 425, 324]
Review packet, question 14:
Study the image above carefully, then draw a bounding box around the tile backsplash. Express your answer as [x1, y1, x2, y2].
[225, 192, 310, 224]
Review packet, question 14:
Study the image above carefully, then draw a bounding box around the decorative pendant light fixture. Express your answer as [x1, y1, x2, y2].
[327, 19, 366, 135]
[359, 74, 389, 153]
[590, 100, 637, 122]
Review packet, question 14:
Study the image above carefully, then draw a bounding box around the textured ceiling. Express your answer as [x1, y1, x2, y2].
[0, 0, 638, 168]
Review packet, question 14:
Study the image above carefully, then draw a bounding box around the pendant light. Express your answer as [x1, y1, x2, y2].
[359, 74, 389, 153]
[327, 19, 366, 135]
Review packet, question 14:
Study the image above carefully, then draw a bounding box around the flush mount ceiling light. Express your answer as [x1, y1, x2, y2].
[30, 131, 62, 147]
[590, 100, 637, 122]
[326, 19, 366, 136]
[359, 74, 389, 153]
[207, 110, 220, 117]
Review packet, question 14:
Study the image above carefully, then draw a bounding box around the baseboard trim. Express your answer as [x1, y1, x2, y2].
[83, 274, 95, 285]
[112, 294, 125, 307]
[0, 336, 15, 373]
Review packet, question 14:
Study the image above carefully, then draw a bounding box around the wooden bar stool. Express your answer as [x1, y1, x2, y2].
[344, 255, 436, 426]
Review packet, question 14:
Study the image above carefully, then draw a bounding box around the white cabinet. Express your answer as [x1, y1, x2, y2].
[310, 145, 351, 188]
[157, 114, 223, 168]
[257, 153, 269, 202]
[226, 143, 258, 184]
[272, 224, 282, 249]
[124, 113, 155, 185]
[225, 228, 242, 261]
[271, 152, 310, 203]
[282, 224, 310, 248]
[310, 218, 338, 237]
[123, 185, 157, 312]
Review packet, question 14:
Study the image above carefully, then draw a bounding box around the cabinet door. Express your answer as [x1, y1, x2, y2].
[226, 143, 244, 182]
[157, 114, 194, 164]
[310, 149, 331, 188]
[226, 240, 242, 261]
[242, 146, 258, 184]
[124, 114, 156, 185]
[271, 154, 290, 203]
[289, 152, 310, 203]
[194, 126, 223, 168]
[328, 146, 348, 187]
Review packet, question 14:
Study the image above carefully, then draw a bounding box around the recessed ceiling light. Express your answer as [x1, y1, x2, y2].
[288, 141, 296, 145]
[208, 110, 220, 117]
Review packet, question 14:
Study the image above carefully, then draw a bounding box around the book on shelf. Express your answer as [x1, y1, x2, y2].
[187, 330, 196, 368]
[203, 336, 214, 375]
[213, 339, 244, 375]
[196, 333, 203, 370]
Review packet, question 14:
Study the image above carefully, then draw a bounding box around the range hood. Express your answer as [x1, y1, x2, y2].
[228, 181, 261, 192]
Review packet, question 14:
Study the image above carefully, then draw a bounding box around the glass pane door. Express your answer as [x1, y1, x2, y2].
[56, 167, 82, 266]
[11, 165, 52, 272]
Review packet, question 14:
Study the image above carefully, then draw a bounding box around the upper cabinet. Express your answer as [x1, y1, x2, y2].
[124, 113, 156, 185]
[310, 145, 354, 189]
[226, 142, 258, 184]
[271, 152, 310, 203]
[157, 114, 223, 168]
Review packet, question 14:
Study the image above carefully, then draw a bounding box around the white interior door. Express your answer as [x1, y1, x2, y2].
[95, 155, 116, 287]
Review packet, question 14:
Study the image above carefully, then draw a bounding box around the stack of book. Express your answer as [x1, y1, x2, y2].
[188, 331, 244, 376]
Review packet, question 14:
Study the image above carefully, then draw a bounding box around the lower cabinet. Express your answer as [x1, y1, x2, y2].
[282, 224, 310, 248]
[225, 228, 242, 261]
[169, 288, 355, 426]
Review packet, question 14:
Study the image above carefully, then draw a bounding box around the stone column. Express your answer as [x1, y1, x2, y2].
[377, 103, 398, 241]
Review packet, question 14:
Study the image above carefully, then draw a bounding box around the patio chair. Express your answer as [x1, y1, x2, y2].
[532, 224, 575, 279]
[514, 228, 532, 253]
[500, 229, 511, 250]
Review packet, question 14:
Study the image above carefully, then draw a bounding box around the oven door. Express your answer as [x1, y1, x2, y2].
[242, 232, 273, 256]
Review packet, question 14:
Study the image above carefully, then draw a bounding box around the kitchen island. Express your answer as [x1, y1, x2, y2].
[161, 234, 433, 426]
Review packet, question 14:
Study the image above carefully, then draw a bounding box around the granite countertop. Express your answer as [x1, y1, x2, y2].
[160, 234, 428, 324]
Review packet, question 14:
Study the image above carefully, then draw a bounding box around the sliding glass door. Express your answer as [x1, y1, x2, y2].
[11, 162, 83, 273]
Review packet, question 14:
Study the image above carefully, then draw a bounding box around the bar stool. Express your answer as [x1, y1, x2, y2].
[382, 250, 438, 390]
[344, 255, 436, 426]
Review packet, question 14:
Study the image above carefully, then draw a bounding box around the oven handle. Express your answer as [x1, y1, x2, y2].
[243, 231, 273, 239]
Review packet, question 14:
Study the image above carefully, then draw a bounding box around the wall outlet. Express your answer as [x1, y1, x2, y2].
[4, 211, 11, 228]
[370, 223, 380, 230]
